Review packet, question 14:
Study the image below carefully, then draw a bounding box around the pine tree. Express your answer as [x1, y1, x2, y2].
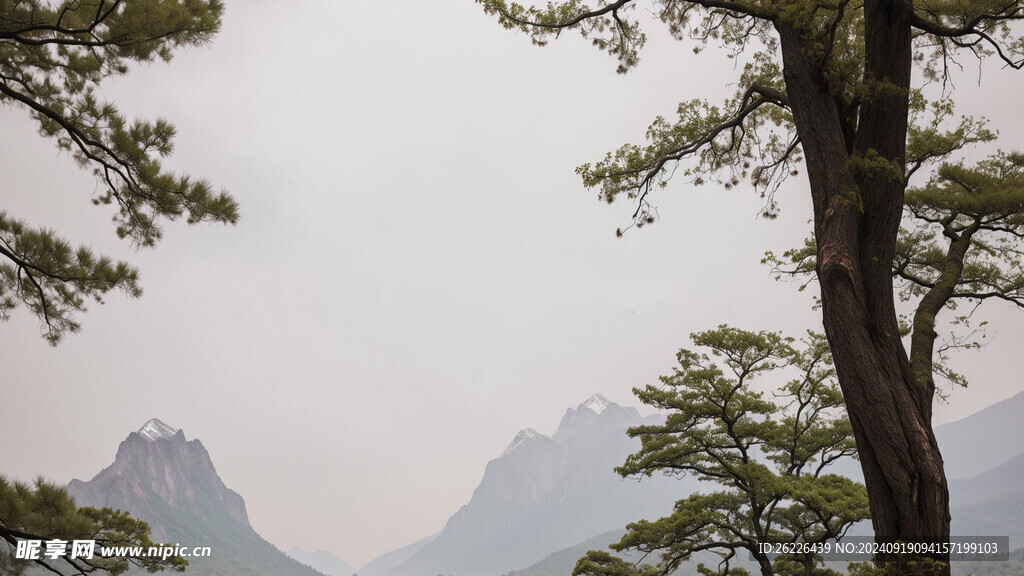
[0, 0, 239, 344]
[572, 326, 869, 576]
[0, 476, 186, 575]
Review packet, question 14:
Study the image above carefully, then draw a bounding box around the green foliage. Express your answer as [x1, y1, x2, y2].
[0, 0, 238, 344]
[905, 97, 995, 179]
[846, 562, 886, 576]
[0, 476, 186, 575]
[572, 326, 868, 576]
[0, 211, 142, 343]
[479, 0, 648, 73]
[573, 551, 662, 576]
[577, 51, 795, 224]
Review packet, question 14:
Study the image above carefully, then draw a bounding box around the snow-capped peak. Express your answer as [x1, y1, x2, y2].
[580, 393, 611, 415]
[501, 428, 547, 457]
[138, 419, 179, 442]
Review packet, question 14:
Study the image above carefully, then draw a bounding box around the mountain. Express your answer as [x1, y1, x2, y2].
[947, 452, 1024, 556]
[357, 532, 438, 576]
[66, 419, 324, 576]
[950, 452, 1024, 508]
[503, 530, 627, 576]
[934, 391, 1024, 479]
[287, 547, 358, 576]
[930, 394, 1024, 550]
[67, 420, 249, 534]
[378, 394, 694, 576]
[550, 394, 637, 444]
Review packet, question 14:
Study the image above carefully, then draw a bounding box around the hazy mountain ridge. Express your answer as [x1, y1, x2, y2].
[949, 452, 1024, 508]
[934, 391, 1024, 480]
[948, 453, 1024, 561]
[503, 530, 627, 576]
[509, 393, 1024, 576]
[936, 392, 1024, 563]
[66, 419, 326, 576]
[357, 532, 438, 576]
[287, 547, 358, 576]
[378, 395, 692, 576]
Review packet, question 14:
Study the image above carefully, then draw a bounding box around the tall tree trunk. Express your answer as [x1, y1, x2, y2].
[776, 2, 950, 574]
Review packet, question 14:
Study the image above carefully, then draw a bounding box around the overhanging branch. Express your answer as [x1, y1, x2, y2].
[910, 3, 1024, 38]
[635, 89, 791, 194]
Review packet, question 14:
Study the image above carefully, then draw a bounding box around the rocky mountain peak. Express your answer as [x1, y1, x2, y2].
[551, 394, 640, 444]
[501, 428, 549, 457]
[579, 393, 610, 415]
[378, 393, 677, 576]
[67, 423, 249, 533]
[65, 424, 326, 576]
[137, 418, 179, 442]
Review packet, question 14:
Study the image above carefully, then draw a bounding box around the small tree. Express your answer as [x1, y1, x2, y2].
[0, 0, 239, 344]
[0, 476, 186, 575]
[573, 326, 868, 576]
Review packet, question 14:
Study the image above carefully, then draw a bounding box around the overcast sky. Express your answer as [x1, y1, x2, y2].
[3, 1, 1024, 568]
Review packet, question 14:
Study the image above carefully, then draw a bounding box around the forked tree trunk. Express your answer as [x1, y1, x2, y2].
[775, 2, 951, 575]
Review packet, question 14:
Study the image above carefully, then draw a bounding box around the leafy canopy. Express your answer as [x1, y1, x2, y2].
[572, 326, 868, 576]
[0, 0, 238, 344]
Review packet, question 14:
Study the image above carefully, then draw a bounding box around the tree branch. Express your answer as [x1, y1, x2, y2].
[910, 3, 1024, 38]
[632, 92, 789, 196]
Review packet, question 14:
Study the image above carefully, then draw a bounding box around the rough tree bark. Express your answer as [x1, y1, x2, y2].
[777, 2, 950, 574]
